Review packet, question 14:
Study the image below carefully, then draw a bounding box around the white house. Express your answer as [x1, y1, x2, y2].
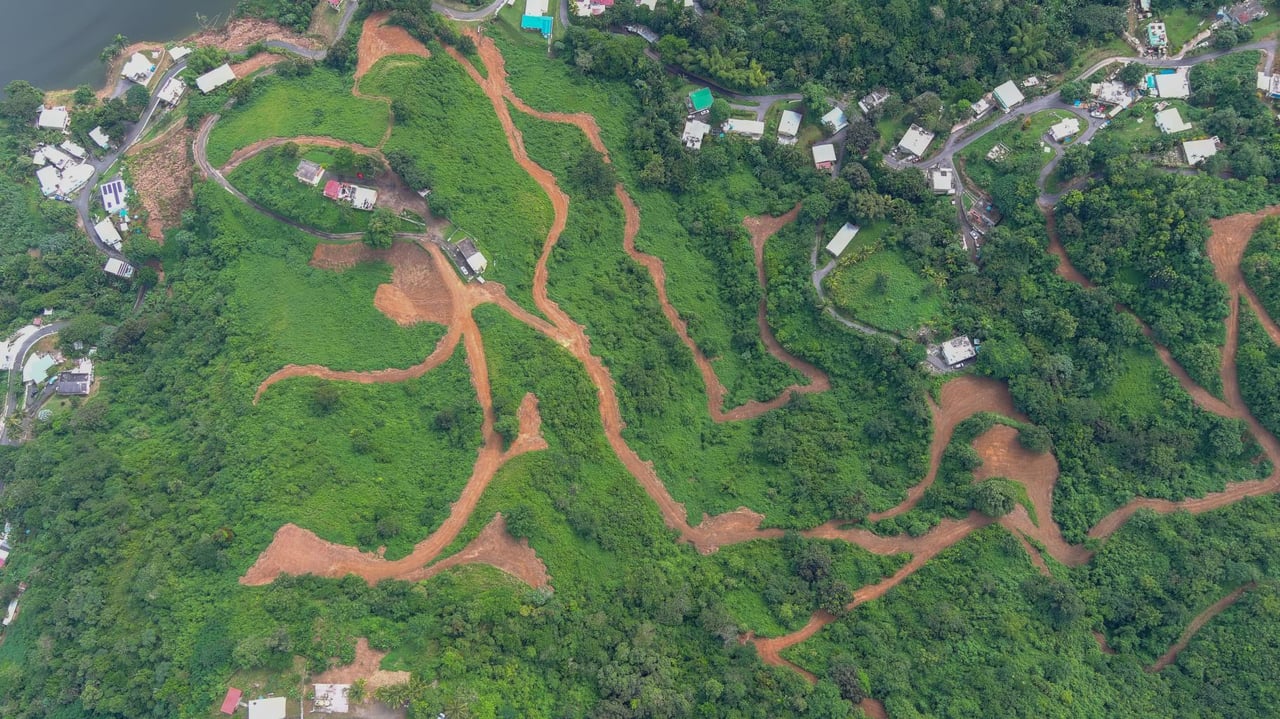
[525, 0, 550, 15]
[723, 118, 765, 139]
[40, 145, 73, 170]
[94, 218, 123, 250]
[928, 166, 955, 195]
[195, 64, 237, 94]
[1154, 69, 1190, 99]
[821, 106, 848, 133]
[36, 106, 69, 132]
[1183, 137, 1220, 165]
[1047, 117, 1081, 142]
[897, 124, 935, 158]
[777, 110, 801, 144]
[812, 143, 837, 169]
[970, 98, 992, 118]
[1155, 107, 1192, 134]
[247, 697, 287, 719]
[940, 336, 976, 366]
[60, 140, 87, 160]
[157, 77, 185, 106]
[857, 90, 890, 114]
[89, 126, 110, 150]
[58, 164, 94, 196]
[121, 53, 155, 84]
[35, 166, 59, 196]
[824, 222, 860, 258]
[992, 80, 1025, 110]
[103, 258, 135, 279]
[681, 119, 710, 149]
[351, 186, 378, 210]
[168, 46, 192, 62]
[100, 178, 128, 214]
[466, 251, 488, 274]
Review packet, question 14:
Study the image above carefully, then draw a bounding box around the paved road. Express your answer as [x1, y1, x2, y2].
[0, 322, 66, 446]
[432, 0, 508, 21]
[265, 0, 359, 59]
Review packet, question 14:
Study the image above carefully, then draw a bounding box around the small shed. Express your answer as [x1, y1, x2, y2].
[89, 126, 111, 149]
[825, 222, 860, 258]
[812, 143, 837, 169]
[104, 258, 135, 279]
[821, 106, 848, 133]
[295, 159, 325, 186]
[196, 64, 237, 94]
[220, 688, 243, 715]
[941, 336, 976, 366]
[777, 110, 802, 142]
[992, 80, 1025, 110]
[687, 87, 714, 114]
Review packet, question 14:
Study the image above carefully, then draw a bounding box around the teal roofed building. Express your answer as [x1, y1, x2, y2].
[521, 14, 553, 38]
[687, 87, 714, 114]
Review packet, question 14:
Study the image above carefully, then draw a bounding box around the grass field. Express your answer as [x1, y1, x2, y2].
[823, 224, 945, 335]
[959, 110, 1077, 193]
[1157, 8, 1210, 50]
[360, 53, 552, 314]
[1099, 347, 1166, 417]
[205, 68, 388, 168]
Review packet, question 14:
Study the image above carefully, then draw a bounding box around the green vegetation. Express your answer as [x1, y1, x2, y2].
[1244, 216, 1280, 321]
[824, 233, 946, 335]
[227, 145, 374, 234]
[1237, 304, 1280, 437]
[205, 67, 388, 167]
[236, 0, 317, 33]
[361, 53, 551, 313]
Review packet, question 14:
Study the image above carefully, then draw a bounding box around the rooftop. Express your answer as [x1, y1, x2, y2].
[824, 222, 860, 257]
[1154, 107, 1192, 134]
[196, 64, 236, 94]
[1147, 21, 1168, 47]
[682, 119, 710, 149]
[723, 118, 765, 138]
[36, 106, 69, 130]
[821, 106, 848, 132]
[1183, 137, 1220, 165]
[1048, 117, 1081, 141]
[220, 688, 242, 715]
[1154, 69, 1190, 99]
[295, 159, 325, 186]
[940, 336, 976, 366]
[247, 696, 287, 719]
[812, 143, 837, 167]
[992, 80, 1025, 110]
[777, 110, 802, 138]
[688, 87, 714, 113]
[897, 124, 935, 158]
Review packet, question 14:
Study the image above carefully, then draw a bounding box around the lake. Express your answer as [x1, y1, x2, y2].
[0, 0, 237, 92]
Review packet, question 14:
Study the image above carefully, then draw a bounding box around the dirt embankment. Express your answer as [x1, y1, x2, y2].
[125, 124, 195, 240]
[191, 18, 323, 53]
[310, 637, 411, 690]
[356, 11, 430, 80]
[229, 52, 286, 79]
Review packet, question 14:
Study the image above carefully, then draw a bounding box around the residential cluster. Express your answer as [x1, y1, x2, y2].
[220, 682, 356, 717]
[575, 0, 695, 15]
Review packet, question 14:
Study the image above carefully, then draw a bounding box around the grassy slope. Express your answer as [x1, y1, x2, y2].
[227, 147, 373, 234]
[823, 223, 945, 335]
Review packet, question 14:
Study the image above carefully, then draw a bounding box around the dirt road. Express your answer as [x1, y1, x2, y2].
[1147, 582, 1256, 672]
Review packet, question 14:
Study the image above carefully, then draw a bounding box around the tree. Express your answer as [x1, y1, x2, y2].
[1213, 26, 1239, 49]
[971, 478, 1019, 517]
[125, 84, 150, 112]
[1019, 425, 1052, 453]
[845, 120, 879, 156]
[1117, 62, 1148, 86]
[708, 98, 731, 127]
[801, 80, 829, 118]
[569, 148, 617, 199]
[1, 80, 44, 121]
[73, 85, 95, 106]
[1058, 80, 1090, 104]
[364, 208, 397, 249]
[827, 655, 867, 702]
[59, 314, 104, 355]
[1007, 23, 1052, 72]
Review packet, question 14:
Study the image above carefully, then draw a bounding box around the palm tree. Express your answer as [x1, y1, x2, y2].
[1007, 23, 1052, 72]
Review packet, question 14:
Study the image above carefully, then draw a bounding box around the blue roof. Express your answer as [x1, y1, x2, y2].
[520, 15, 553, 37]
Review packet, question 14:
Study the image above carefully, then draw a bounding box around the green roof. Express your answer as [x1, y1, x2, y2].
[688, 87, 714, 112]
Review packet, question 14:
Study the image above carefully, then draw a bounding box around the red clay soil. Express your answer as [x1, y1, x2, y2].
[1042, 205, 1094, 288]
[860, 698, 889, 719]
[405, 512, 550, 588]
[355, 11, 430, 80]
[190, 18, 323, 54]
[242, 392, 548, 586]
[310, 637, 411, 690]
[229, 52, 285, 79]
[125, 124, 195, 240]
[309, 242, 454, 327]
[1093, 631, 1118, 656]
[1147, 582, 1256, 672]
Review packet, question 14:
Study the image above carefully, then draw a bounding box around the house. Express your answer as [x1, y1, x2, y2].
[857, 89, 890, 114]
[812, 143, 837, 169]
[466, 250, 488, 274]
[1091, 80, 1133, 116]
[525, 0, 550, 14]
[323, 179, 342, 200]
[351, 186, 377, 210]
[195, 64, 237, 94]
[94, 218, 123, 250]
[992, 80, 1025, 111]
[247, 696, 288, 719]
[824, 222, 860, 258]
[58, 164, 94, 196]
[121, 52, 155, 84]
[168, 46, 192, 62]
[36, 106, 69, 132]
[40, 145, 73, 170]
[1183, 137, 1220, 165]
[2, 598, 18, 627]
[89, 126, 110, 150]
[35, 165, 59, 196]
[1147, 21, 1168, 48]
[60, 141, 87, 160]
[687, 87, 714, 115]
[157, 76, 185, 106]
[294, 159, 324, 186]
[328, 0, 343, 8]
[313, 684, 350, 714]
[520, 14, 553, 37]
[1154, 68, 1191, 99]
[1219, 0, 1268, 25]
[723, 118, 765, 139]
[940, 336, 976, 366]
[897, 124, 935, 159]
[1258, 72, 1280, 98]
[1022, 76, 1041, 88]
[821, 106, 848, 133]
[928, 166, 955, 195]
[777, 110, 802, 144]
[220, 688, 243, 715]
[970, 98, 992, 118]
[54, 358, 93, 396]
[681, 119, 710, 149]
[104, 258, 135, 279]
[1047, 117, 1081, 142]
[1155, 107, 1192, 134]
[100, 178, 128, 214]
[574, 0, 614, 15]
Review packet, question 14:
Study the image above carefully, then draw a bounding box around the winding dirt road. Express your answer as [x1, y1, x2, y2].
[1147, 582, 1256, 672]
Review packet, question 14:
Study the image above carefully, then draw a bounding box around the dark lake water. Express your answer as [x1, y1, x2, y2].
[0, 0, 238, 92]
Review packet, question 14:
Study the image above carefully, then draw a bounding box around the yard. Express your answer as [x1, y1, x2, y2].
[227, 146, 375, 235]
[822, 223, 947, 335]
[958, 110, 1077, 194]
[1156, 8, 1210, 50]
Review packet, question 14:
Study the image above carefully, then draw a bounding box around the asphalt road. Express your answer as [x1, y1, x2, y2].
[0, 322, 66, 446]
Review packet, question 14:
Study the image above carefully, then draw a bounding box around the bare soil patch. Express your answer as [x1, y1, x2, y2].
[311, 637, 411, 690]
[356, 12, 431, 80]
[125, 125, 195, 240]
[408, 513, 550, 587]
[310, 240, 453, 326]
[191, 18, 323, 53]
[230, 52, 286, 79]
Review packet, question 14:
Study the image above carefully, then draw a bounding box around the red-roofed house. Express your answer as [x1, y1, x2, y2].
[221, 687, 243, 715]
[323, 180, 342, 200]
